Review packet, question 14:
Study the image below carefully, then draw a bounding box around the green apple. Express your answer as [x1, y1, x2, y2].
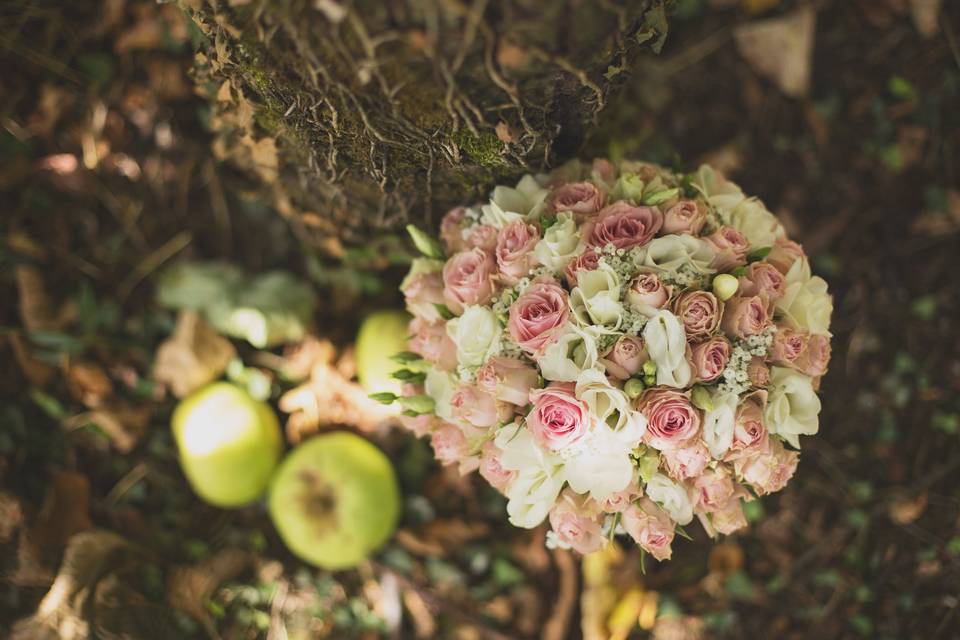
[268, 431, 400, 570]
[171, 382, 282, 508]
[355, 309, 411, 394]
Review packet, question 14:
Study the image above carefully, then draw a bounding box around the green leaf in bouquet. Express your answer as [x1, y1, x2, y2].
[406, 224, 444, 259]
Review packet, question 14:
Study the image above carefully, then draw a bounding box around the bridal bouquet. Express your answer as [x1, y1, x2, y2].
[384, 159, 832, 561]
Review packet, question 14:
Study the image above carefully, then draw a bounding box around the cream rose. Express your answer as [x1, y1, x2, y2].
[534, 211, 585, 272]
[776, 258, 833, 337]
[570, 262, 624, 327]
[764, 366, 821, 449]
[728, 198, 784, 249]
[446, 305, 502, 368]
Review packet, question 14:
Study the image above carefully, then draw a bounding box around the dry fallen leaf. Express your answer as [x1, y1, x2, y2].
[65, 402, 151, 453]
[8, 333, 56, 388]
[66, 361, 114, 407]
[0, 491, 23, 542]
[154, 310, 236, 398]
[167, 548, 251, 637]
[889, 491, 928, 525]
[909, 0, 943, 37]
[15, 265, 59, 333]
[26, 471, 93, 560]
[734, 6, 816, 98]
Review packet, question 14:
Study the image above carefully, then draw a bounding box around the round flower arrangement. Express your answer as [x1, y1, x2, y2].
[382, 159, 832, 562]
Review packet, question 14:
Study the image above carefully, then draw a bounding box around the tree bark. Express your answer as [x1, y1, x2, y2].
[181, 0, 672, 242]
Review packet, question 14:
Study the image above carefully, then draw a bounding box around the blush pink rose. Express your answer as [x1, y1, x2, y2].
[479, 441, 516, 493]
[495, 220, 540, 284]
[766, 237, 806, 274]
[548, 490, 606, 554]
[588, 202, 663, 250]
[602, 335, 647, 380]
[672, 290, 722, 341]
[622, 498, 675, 561]
[690, 336, 731, 383]
[768, 328, 808, 369]
[662, 441, 710, 481]
[592, 158, 617, 184]
[508, 279, 570, 354]
[442, 248, 497, 314]
[734, 438, 798, 495]
[704, 225, 750, 272]
[721, 295, 771, 338]
[402, 269, 446, 323]
[726, 391, 769, 460]
[408, 318, 458, 371]
[440, 207, 467, 253]
[697, 492, 749, 537]
[693, 468, 736, 513]
[738, 261, 786, 301]
[551, 181, 605, 217]
[476, 356, 540, 406]
[746, 357, 770, 387]
[797, 333, 831, 378]
[398, 413, 439, 438]
[527, 383, 592, 450]
[662, 200, 707, 235]
[599, 483, 641, 513]
[430, 423, 469, 467]
[465, 224, 499, 252]
[564, 249, 601, 287]
[636, 388, 701, 450]
[626, 273, 671, 309]
[450, 383, 512, 429]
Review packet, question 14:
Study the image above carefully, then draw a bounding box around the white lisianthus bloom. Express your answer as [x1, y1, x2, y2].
[765, 366, 821, 449]
[481, 174, 549, 228]
[691, 164, 746, 214]
[729, 198, 784, 249]
[575, 368, 646, 433]
[424, 366, 458, 421]
[563, 419, 646, 502]
[570, 262, 624, 327]
[646, 473, 694, 525]
[495, 424, 565, 528]
[776, 258, 833, 336]
[636, 234, 716, 276]
[642, 310, 693, 388]
[537, 323, 602, 382]
[533, 211, 585, 272]
[446, 305, 502, 368]
[702, 392, 738, 459]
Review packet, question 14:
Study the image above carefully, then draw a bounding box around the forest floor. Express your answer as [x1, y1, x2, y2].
[2, 1, 959, 639]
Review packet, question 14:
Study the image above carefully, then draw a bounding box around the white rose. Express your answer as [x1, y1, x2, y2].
[564, 420, 646, 502]
[482, 174, 549, 228]
[646, 473, 694, 525]
[642, 310, 693, 389]
[636, 234, 715, 276]
[495, 425, 565, 528]
[765, 366, 821, 449]
[425, 366, 458, 421]
[702, 392, 738, 459]
[446, 305, 502, 368]
[534, 211, 585, 272]
[570, 262, 624, 327]
[691, 164, 746, 213]
[729, 198, 784, 249]
[536, 323, 601, 382]
[776, 259, 833, 336]
[575, 368, 647, 434]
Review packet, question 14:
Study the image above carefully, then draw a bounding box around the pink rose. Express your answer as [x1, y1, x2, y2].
[662, 200, 707, 235]
[430, 423, 469, 467]
[704, 226, 749, 272]
[746, 357, 770, 387]
[527, 384, 592, 450]
[450, 383, 512, 429]
[797, 333, 831, 378]
[734, 438, 798, 495]
[697, 493, 748, 537]
[738, 261, 786, 302]
[476, 356, 540, 406]
[442, 248, 496, 314]
[721, 295, 770, 338]
[465, 224, 499, 252]
[495, 221, 540, 284]
[768, 328, 808, 369]
[551, 181, 605, 217]
[637, 388, 701, 450]
[548, 490, 606, 555]
[727, 391, 769, 460]
[398, 413, 439, 438]
[672, 290, 722, 341]
[440, 207, 467, 253]
[662, 441, 710, 481]
[601, 335, 647, 380]
[479, 441, 516, 493]
[564, 249, 601, 287]
[592, 158, 617, 184]
[622, 498, 675, 561]
[402, 269, 446, 324]
[508, 279, 570, 354]
[599, 483, 641, 513]
[690, 336, 731, 383]
[693, 468, 736, 513]
[766, 237, 806, 274]
[626, 273, 671, 309]
[588, 202, 663, 250]
[408, 318, 458, 371]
